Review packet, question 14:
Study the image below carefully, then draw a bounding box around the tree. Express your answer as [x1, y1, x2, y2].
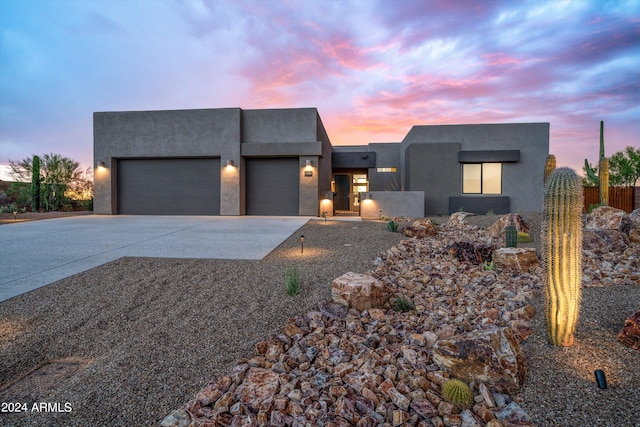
[9, 153, 88, 211]
[608, 146, 640, 187]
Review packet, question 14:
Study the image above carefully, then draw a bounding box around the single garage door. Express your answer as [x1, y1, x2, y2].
[118, 158, 220, 215]
[245, 158, 299, 215]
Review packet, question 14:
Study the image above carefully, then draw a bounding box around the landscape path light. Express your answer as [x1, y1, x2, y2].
[300, 235, 304, 254]
[595, 369, 607, 389]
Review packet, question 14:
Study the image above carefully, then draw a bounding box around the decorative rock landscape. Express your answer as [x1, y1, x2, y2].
[163, 207, 639, 427]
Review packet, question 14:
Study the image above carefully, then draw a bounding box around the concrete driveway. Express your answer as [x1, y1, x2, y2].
[0, 215, 310, 302]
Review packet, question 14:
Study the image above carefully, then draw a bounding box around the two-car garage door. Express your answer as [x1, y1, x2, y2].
[118, 158, 220, 215]
[117, 157, 299, 216]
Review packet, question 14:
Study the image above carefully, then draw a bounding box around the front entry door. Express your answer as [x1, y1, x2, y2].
[333, 172, 368, 215]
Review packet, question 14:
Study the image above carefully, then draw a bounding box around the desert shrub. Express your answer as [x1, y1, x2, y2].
[393, 297, 413, 312]
[285, 267, 301, 296]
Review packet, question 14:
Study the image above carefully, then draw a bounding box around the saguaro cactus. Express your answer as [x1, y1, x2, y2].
[598, 156, 609, 206]
[542, 167, 583, 346]
[544, 154, 556, 184]
[584, 120, 609, 192]
[31, 155, 41, 212]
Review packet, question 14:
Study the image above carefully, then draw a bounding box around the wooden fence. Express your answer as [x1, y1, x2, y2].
[583, 186, 635, 213]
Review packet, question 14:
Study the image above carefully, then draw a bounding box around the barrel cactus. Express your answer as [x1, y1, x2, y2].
[442, 379, 474, 409]
[544, 154, 556, 184]
[542, 167, 583, 346]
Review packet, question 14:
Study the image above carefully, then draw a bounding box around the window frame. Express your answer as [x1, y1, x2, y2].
[462, 162, 502, 195]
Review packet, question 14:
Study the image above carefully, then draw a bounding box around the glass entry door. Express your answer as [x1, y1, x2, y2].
[333, 172, 368, 216]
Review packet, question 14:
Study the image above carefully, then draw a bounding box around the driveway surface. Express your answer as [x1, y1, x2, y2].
[0, 215, 310, 302]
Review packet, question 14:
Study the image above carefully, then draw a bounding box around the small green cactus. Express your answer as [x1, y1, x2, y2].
[442, 379, 474, 409]
[542, 167, 583, 346]
[544, 154, 556, 184]
[483, 260, 495, 271]
[387, 220, 398, 232]
[505, 225, 518, 248]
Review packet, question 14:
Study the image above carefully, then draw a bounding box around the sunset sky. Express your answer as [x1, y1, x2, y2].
[1, 0, 638, 176]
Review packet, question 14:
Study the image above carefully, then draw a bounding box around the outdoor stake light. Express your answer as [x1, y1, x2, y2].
[595, 370, 607, 389]
[300, 235, 305, 254]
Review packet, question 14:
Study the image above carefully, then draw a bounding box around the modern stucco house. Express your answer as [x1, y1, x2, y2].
[93, 107, 549, 217]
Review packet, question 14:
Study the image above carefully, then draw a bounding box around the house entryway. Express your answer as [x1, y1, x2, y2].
[332, 171, 368, 216]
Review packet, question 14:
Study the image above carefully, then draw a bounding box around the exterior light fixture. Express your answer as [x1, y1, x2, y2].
[300, 235, 305, 254]
[362, 192, 372, 200]
[595, 370, 607, 389]
[304, 160, 313, 177]
[97, 161, 106, 168]
[225, 159, 235, 168]
[322, 191, 333, 200]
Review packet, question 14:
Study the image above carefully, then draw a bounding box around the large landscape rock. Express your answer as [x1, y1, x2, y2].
[617, 311, 640, 353]
[493, 247, 539, 273]
[586, 206, 632, 234]
[629, 209, 640, 229]
[582, 229, 630, 253]
[402, 219, 437, 239]
[433, 327, 526, 394]
[331, 272, 387, 311]
[234, 368, 280, 412]
[487, 213, 530, 241]
[445, 211, 477, 228]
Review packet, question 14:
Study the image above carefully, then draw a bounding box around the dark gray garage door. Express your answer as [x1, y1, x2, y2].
[245, 158, 299, 215]
[118, 158, 220, 215]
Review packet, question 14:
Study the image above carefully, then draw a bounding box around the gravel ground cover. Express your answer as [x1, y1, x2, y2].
[0, 219, 405, 426]
[0, 214, 638, 426]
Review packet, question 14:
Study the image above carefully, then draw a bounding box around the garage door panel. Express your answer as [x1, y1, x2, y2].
[118, 159, 220, 215]
[246, 158, 298, 215]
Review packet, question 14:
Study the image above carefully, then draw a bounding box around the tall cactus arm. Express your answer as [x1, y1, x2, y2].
[599, 120, 605, 159]
[584, 159, 599, 186]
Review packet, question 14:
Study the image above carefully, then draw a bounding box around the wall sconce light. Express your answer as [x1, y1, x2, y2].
[304, 160, 313, 177]
[225, 159, 235, 169]
[97, 161, 106, 169]
[322, 191, 333, 200]
[362, 192, 372, 200]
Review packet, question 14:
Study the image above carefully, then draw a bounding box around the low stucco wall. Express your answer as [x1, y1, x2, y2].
[360, 191, 425, 219]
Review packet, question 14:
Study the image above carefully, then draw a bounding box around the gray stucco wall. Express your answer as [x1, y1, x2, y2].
[368, 143, 401, 191]
[242, 108, 319, 143]
[94, 107, 325, 216]
[360, 191, 424, 219]
[93, 108, 242, 214]
[405, 142, 461, 215]
[402, 123, 549, 214]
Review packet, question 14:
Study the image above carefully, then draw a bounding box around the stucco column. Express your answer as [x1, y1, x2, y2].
[93, 158, 114, 214]
[220, 155, 241, 215]
[299, 156, 319, 216]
